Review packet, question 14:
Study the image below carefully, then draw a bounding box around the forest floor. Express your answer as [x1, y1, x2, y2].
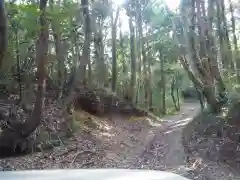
[0, 101, 237, 180]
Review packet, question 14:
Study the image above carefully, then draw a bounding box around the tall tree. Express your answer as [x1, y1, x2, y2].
[175, 0, 226, 112]
[23, 0, 49, 135]
[79, 0, 91, 83]
[0, 0, 7, 69]
[126, 2, 137, 102]
[111, 7, 120, 92]
[229, 0, 240, 83]
[136, 0, 148, 107]
[50, 0, 65, 98]
[0, 0, 48, 150]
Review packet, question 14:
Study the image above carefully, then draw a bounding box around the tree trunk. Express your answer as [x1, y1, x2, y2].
[178, 0, 221, 112]
[0, 0, 7, 69]
[129, 11, 136, 103]
[64, 0, 92, 106]
[216, 0, 234, 71]
[15, 29, 23, 103]
[229, 0, 240, 83]
[50, 0, 65, 98]
[119, 24, 128, 98]
[111, 8, 120, 92]
[171, 75, 180, 111]
[79, 0, 91, 83]
[160, 53, 166, 115]
[93, 16, 106, 88]
[216, 0, 225, 71]
[147, 60, 152, 111]
[220, 0, 234, 70]
[0, 0, 48, 150]
[88, 60, 92, 85]
[136, 1, 148, 107]
[207, 0, 226, 99]
[22, 0, 48, 136]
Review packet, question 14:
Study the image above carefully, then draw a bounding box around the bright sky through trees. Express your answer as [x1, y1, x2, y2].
[114, 0, 180, 10]
[165, 0, 180, 10]
[115, 0, 180, 32]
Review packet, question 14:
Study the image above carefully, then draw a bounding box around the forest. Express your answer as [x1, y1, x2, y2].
[0, 0, 240, 179]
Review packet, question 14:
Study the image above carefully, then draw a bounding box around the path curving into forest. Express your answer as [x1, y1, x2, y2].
[130, 101, 237, 180]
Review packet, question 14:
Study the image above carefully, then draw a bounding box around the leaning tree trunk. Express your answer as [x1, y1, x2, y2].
[0, 0, 48, 151]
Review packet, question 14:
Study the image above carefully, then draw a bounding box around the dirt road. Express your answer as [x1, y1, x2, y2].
[131, 101, 236, 180]
[132, 102, 200, 171]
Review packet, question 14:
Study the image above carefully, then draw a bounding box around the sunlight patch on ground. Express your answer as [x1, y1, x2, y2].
[100, 132, 115, 138]
[172, 117, 192, 124]
[164, 118, 192, 134]
[73, 110, 113, 132]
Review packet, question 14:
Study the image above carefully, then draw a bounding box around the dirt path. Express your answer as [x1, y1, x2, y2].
[131, 101, 236, 180]
[132, 102, 200, 170]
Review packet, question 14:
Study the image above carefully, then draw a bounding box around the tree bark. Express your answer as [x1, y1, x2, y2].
[79, 0, 91, 83]
[0, 0, 48, 150]
[136, 0, 148, 107]
[50, 0, 65, 98]
[229, 0, 240, 83]
[129, 10, 136, 103]
[93, 15, 106, 88]
[178, 0, 221, 112]
[160, 53, 166, 115]
[0, 0, 7, 69]
[220, 0, 234, 70]
[111, 8, 120, 92]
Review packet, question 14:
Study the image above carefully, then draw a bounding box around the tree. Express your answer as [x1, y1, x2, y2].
[111, 6, 120, 92]
[0, 0, 48, 151]
[125, 1, 137, 103]
[174, 0, 227, 112]
[0, 0, 7, 69]
[79, 0, 91, 84]
[50, 0, 65, 98]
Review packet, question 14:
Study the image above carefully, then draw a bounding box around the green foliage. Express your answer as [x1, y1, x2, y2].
[3, 0, 193, 118]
